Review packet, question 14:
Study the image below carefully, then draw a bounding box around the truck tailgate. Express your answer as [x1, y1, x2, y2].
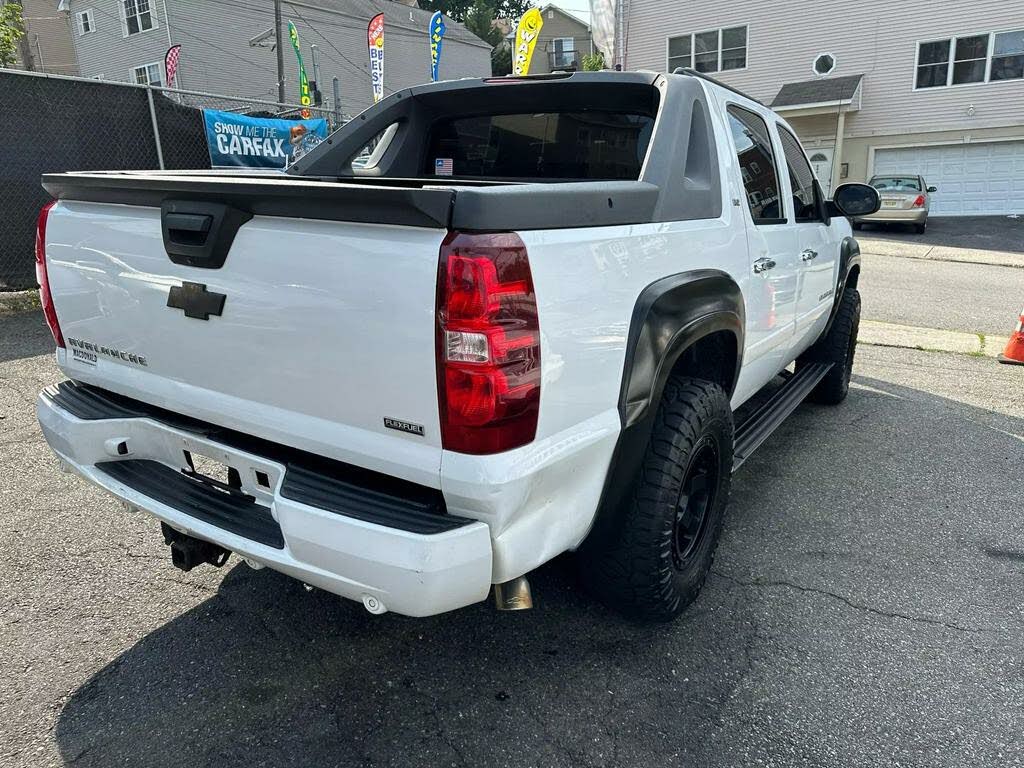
[45, 200, 446, 487]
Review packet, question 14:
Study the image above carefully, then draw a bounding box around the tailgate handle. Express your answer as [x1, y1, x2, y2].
[161, 200, 253, 269]
[165, 213, 213, 244]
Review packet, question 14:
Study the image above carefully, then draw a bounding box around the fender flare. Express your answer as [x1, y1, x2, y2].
[820, 236, 861, 340]
[619, 269, 744, 427]
[583, 269, 744, 549]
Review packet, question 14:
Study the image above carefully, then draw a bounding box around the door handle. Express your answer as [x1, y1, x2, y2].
[753, 257, 776, 274]
[801, 249, 818, 262]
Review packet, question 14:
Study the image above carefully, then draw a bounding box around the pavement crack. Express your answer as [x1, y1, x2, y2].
[712, 569, 993, 634]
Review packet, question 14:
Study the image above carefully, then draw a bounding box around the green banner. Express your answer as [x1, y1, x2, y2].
[287, 21, 312, 118]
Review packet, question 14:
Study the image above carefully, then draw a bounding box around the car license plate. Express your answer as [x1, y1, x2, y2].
[882, 199, 899, 208]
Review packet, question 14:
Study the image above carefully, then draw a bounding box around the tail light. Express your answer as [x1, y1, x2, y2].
[35, 201, 64, 349]
[436, 231, 540, 454]
[912, 194, 926, 208]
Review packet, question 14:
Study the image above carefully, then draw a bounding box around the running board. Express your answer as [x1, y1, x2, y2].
[732, 362, 833, 472]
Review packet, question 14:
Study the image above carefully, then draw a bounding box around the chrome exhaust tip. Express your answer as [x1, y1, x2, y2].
[493, 576, 533, 611]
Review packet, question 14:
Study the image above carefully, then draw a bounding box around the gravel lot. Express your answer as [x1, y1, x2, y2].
[2, 309, 1023, 768]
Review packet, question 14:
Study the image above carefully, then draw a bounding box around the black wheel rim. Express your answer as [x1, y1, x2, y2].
[672, 438, 719, 570]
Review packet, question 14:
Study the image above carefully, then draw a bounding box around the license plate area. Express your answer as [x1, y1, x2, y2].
[882, 199, 899, 208]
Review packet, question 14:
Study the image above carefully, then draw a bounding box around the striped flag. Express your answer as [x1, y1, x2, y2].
[164, 44, 181, 87]
[434, 157, 453, 176]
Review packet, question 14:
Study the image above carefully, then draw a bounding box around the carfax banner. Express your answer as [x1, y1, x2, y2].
[202, 109, 327, 169]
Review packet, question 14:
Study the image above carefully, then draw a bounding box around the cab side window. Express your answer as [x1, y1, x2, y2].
[726, 105, 784, 225]
[777, 126, 823, 222]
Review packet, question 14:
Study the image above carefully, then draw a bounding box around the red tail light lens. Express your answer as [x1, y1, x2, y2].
[437, 231, 540, 454]
[35, 201, 64, 349]
[912, 194, 926, 208]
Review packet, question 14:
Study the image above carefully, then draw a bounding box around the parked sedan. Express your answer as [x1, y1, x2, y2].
[853, 174, 936, 234]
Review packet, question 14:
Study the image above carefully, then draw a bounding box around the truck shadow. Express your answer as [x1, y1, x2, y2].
[53, 367, 1023, 768]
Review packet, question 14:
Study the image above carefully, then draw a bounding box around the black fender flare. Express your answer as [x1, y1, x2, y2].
[819, 236, 862, 341]
[583, 269, 744, 549]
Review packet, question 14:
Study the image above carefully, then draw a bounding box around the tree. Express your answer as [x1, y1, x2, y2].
[0, 3, 26, 69]
[582, 52, 605, 71]
[418, 0, 532, 24]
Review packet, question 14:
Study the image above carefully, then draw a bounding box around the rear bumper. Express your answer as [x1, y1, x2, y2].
[855, 208, 928, 224]
[37, 383, 493, 617]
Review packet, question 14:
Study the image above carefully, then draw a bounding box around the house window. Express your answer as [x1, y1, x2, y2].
[952, 35, 988, 84]
[123, 0, 155, 36]
[916, 31, 1024, 88]
[916, 39, 950, 87]
[132, 62, 163, 86]
[77, 9, 95, 35]
[551, 38, 577, 69]
[667, 25, 747, 74]
[992, 30, 1024, 81]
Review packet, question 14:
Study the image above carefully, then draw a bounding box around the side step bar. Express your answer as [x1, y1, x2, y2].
[732, 362, 833, 472]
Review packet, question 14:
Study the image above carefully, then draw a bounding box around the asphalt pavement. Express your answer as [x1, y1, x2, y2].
[2, 307, 1023, 768]
[859, 252, 1024, 336]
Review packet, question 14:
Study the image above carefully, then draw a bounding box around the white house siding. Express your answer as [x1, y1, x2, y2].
[66, 0, 491, 116]
[626, 0, 1024, 139]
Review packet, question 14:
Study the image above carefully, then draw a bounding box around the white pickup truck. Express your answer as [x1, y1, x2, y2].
[35, 71, 880, 621]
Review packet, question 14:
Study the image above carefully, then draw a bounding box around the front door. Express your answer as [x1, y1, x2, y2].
[780, 126, 838, 350]
[807, 148, 834, 195]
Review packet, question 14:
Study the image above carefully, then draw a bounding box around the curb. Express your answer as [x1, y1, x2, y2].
[858, 238, 1024, 270]
[859, 319, 1009, 358]
[0, 290, 40, 316]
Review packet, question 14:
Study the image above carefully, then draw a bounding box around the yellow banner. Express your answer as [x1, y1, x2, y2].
[512, 8, 543, 76]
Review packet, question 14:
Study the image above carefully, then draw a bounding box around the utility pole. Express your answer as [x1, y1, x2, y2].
[274, 0, 285, 103]
[310, 43, 322, 104]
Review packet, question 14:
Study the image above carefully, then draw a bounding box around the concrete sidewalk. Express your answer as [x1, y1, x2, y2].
[860, 319, 1009, 358]
[857, 235, 1024, 269]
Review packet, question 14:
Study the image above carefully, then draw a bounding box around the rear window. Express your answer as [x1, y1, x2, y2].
[425, 111, 655, 181]
[870, 176, 922, 191]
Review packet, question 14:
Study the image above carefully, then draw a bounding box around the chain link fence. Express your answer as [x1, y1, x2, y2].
[0, 68, 345, 291]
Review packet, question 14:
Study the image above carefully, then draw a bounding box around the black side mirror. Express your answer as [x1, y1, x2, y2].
[829, 183, 881, 218]
[927, 186, 938, 193]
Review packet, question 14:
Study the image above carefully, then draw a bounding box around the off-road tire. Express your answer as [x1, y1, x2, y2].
[799, 287, 861, 405]
[580, 377, 733, 622]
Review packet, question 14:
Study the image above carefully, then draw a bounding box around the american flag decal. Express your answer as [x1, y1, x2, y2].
[434, 158, 453, 176]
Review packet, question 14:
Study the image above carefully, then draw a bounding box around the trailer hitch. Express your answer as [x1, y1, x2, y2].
[161, 523, 231, 572]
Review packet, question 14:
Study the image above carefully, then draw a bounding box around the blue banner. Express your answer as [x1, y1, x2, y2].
[203, 109, 328, 170]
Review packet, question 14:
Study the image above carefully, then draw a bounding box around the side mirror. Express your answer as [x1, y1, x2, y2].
[828, 182, 881, 218]
[927, 186, 937, 193]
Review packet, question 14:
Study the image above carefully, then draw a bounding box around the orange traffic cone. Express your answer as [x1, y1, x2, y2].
[998, 307, 1024, 366]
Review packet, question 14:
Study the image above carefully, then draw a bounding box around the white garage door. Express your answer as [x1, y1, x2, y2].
[873, 141, 1024, 216]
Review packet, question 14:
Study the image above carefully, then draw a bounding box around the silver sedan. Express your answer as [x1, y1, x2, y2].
[853, 174, 937, 234]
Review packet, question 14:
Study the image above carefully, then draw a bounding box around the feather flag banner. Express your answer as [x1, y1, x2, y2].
[164, 44, 181, 88]
[429, 11, 446, 82]
[287, 21, 312, 118]
[512, 8, 543, 76]
[368, 13, 385, 104]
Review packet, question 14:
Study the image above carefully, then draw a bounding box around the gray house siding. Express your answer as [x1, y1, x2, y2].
[67, 0, 491, 116]
[529, 5, 591, 75]
[626, 0, 1024, 139]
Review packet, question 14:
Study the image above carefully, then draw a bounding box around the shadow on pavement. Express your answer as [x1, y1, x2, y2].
[53, 370, 1023, 768]
[858, 214, 1024, 254]
[0, 311, 54, 364]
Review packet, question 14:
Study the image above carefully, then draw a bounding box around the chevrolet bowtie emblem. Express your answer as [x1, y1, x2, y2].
[167, 281, 226, 320]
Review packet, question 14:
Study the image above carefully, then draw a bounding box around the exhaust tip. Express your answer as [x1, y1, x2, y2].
[494, 576, 533, 611]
